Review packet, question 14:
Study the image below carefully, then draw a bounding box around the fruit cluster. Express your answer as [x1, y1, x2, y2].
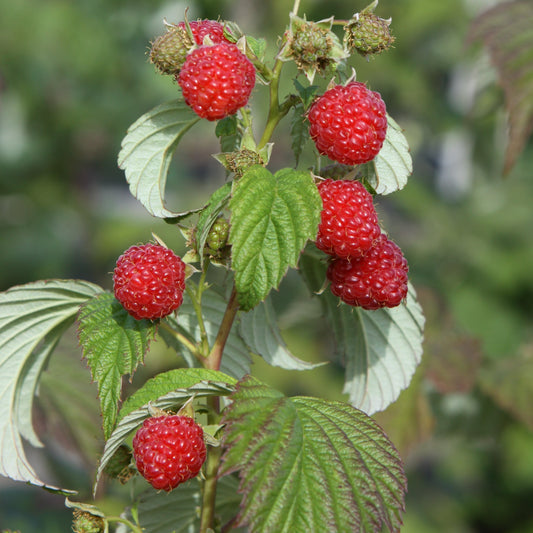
[150, 19, 256, 121]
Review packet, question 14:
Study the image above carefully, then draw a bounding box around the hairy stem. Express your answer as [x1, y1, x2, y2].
[204, 287, 239, 371]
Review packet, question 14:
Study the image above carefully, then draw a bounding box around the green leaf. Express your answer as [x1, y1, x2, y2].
[77, 292, 157, 439]
[468, 0, 533, 174]
[221, 376, 407, 533]
[117, 474, 242, 533]
[215, 114, 241, 153]
[299, 248, 425, 414]
[367, 114, 412, 195]
[229, 166, 322, 311]
[290, 103, 308, 165]
[239, 296, 324, 371]
[118, 99, 201, 219]
[0, 279, 103, 491]
[195, 182, 232, 266]
[164, 290, 252, 378]
[95, 378, 235, 492]
[118, 368, 237, 422]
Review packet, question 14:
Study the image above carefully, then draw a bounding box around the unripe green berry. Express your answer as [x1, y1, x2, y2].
[206, 217, 230, 255]
[225, 148, 264, 177]
[149, 26, 193, 75]
[72, 511, 105, 533]
[345, 13, 395, 57]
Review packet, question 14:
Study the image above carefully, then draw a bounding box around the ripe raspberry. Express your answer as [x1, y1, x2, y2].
[113, 243, 186, 320]
[178, 19, 231, 46]
[178, 43, 256, 121]
[327, 234, 409, 310]
[307, 82, 387, 165]
[316, 178, 381, 259]
[132, 415, 207, 492]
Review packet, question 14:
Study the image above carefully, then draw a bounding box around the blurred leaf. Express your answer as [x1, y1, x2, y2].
[164, 291, 252, 379]
[229, 166, 322, 311]
[239, 296, 324, 371]
[117, 474, 242, 533]
[369, 114, 413, 195]
[221, 376, 406, 533]
[95, 378, 235, 492]
[118, 99, 201, 219]
[374, 362, 434, 458]
[290, 103, 308, 165]
[299, 248, 425, 414]
[77, 292, 157, 439]
[118, 368, 237, 421]
[0, 279, 102, 491]
[468, 0, 533, 174]
[479, 347, 533, 431]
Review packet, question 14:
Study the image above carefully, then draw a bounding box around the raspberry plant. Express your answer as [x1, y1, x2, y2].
[0, 1, 424, 532]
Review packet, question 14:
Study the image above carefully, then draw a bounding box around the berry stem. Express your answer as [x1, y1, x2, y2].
[159, 321, 202, 361]
[185, 272, 210, 356]
[204, 286, 239, 371]
[106, 516, 144, 533]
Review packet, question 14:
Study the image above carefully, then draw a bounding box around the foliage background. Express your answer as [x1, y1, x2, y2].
[1, 0, 532, 531]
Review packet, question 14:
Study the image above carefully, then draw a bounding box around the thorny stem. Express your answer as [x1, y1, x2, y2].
[204, 287, 239, 371]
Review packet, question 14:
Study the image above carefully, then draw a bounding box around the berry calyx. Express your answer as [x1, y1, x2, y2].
[132, 415, 207, 492]
[307, 81, 387, 165]
[113, 243, 186, 320]
[316, 178, 381, 259]
[178, 42, 256, 121]
[327, 234, 409, 310]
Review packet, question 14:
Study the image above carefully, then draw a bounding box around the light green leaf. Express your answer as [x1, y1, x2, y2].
[118, 368, 237, 422]
[368, 114, 412, 195]
[118, 99, 200, 219]
[117, 474, 242, 533]
[239, 296, 323, 371]
[0, 279, 103, 491]
[77, 292, 157, 439]
[299, 248, 425, 414]
[468, 0, 533, 174]
[95, 379, 235, 492]
[221, 376, 406, 533]
[229, 166, 322, 311]
[164, 290, 252, 379]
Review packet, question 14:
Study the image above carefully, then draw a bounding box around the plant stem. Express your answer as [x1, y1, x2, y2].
[160, 321, 202, 361]
[199, 428, 223, 533]
[107, 516, 143, 533]
[291, 0, 301, 16]
[204, 287, 239, 371]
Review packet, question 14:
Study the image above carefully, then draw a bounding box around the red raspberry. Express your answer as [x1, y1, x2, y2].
[327, 234, 409, 310]
[316, 178, 381, 259]
[307, 81, 387, 165]
[113, 243, 186, 320]
[178, 43, 256, 121]
[178, 19, 230, 45]
[132, 415, 207, 492]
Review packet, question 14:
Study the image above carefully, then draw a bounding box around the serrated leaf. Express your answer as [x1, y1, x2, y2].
[299, 248, 425, 414]
[229, 166, 322, 311]
[195, 182, 232, 267]
[290, 103, 308, 165]
[367, 114, 412, 195]
[95, 379, 235, 492]
[468, 0, 533, 174]
[77, 292, 157, 439]
[164, 290, 252, 379]
[118, 99, 201, 219]
[118, 368, 237, 422]
[117, 474, 242, 533]
[0, 279, 103, 491]
[239, 296, 323, 371]
[221, 376, 406, 533]
[479, 348, 533, 431]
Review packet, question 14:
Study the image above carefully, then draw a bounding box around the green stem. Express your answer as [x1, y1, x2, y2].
[199, 425, 222, 533]
[204, 287, 239, 371]
[107, 516, 143, 533]
[160, 321, 202, 361]
[186, 266, 210, 355]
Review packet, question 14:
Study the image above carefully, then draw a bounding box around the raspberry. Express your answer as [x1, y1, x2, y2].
[327, 234, 409, 310]
[316, 178, 381, 259]
[178, 43, 256, 121]
[132, 415, 207, 492]
[345, 12, 395, 57]
[307, 82, 387, 165]
[113, 243, 186, 320]
[178, 19, 230, 46]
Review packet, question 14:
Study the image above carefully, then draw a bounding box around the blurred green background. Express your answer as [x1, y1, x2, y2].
[1, 0, 533, 531]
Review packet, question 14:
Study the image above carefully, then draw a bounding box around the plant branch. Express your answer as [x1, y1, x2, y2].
[204, 287, 239, 371]
[199, 426, 223, 533]
[160, 321, 203, 361]
[107, 516, 143, 533]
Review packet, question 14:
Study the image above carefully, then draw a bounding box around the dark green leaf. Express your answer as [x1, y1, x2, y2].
[290, 103, 309, 165]
[215, 114, 241, 153]
[221, 376, 406, 533]
[77, 292, 157, 439]
[229, 166, 322, 311]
